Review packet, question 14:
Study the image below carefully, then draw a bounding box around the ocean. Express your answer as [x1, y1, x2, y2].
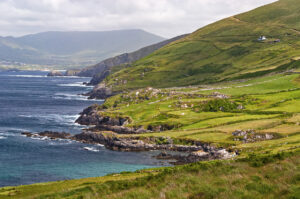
[0, 70, 168, 187]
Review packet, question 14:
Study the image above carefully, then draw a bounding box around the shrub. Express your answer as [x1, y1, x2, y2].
[197, 99, 238, 112]
[243, 152, 291, 167]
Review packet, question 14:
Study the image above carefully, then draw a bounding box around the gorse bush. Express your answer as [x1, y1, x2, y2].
[243, 151, 292, 167]
[197, 99, 239, 112]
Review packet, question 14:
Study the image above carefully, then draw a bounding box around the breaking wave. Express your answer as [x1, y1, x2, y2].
[83, 147, 100, 152]
[57, 82, 93, 87]
[7, 75, 47, 78]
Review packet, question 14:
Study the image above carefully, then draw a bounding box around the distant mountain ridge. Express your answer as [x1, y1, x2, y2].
[73, 34, 188, 85]
[0, 29, 165, 68]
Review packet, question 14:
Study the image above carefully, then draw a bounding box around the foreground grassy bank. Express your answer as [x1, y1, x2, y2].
[1, 150, 299, 199]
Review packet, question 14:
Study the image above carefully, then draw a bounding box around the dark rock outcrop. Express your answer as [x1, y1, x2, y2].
[22, 130, 237, 164]
[170, 149, 236, 165]
[72, 131, 204, 152]
[155, 151, 176, 160]
[21, 131, 71, 139]
[21, 132, 34, 137]
[73, 131, 112, 145]
[76, 104, 149, 134]
[38, 131, 71, 139]
[74, 131, 237, 163]
[75, 104, 103, 125]
[83, 83, 116, 99]
[75, 104, 129, 126]
[232, 130, 275, 143]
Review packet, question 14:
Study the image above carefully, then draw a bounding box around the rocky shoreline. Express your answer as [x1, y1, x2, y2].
[21, 81, 237, 165]
[22, 131, 236, 164]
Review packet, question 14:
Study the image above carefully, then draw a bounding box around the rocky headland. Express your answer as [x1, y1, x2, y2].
[47, 70, 64, 77]
[47, 70, 81, 77]
[22, 130, 236, 164]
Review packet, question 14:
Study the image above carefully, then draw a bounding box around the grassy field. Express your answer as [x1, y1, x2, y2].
[100, 0, 300, 92]
[1, 72, 298, 198]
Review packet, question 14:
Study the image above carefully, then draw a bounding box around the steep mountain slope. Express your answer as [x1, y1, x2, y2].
[104, 0, 300, 92]
[0, 30, 164, 68]
[76, 34, 188, 85]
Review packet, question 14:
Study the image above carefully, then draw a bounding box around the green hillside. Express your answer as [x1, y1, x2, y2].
[104, 0, 300, 92]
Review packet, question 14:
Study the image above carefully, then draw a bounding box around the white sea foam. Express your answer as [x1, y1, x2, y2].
[0, 128, 29, 135]
[28, 135, 75, 146]
[0, 132, 10, 137]
[7, 75, 47, 78]
[58, 82, 93, 87]
[0, 136, 7, 140]
[48, 139, 74, 145]
[83, 147, 100, 152]
[18, 115, 34, 118]
[18, 114, 80, 126]
[43, 114, 80, 124]
[30, 136, 44, 140]
[53, 92, 104, 101]
[53, 93, 90, 101]
[54, 76, 88, 79]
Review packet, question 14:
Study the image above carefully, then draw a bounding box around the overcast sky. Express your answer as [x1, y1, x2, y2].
[0, 0, 277, 38]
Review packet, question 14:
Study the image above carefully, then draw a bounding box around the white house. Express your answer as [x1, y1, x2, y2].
[258, 36, 267, 41]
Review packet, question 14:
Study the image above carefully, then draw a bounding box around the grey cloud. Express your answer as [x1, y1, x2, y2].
[0, 0, 277, 37]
